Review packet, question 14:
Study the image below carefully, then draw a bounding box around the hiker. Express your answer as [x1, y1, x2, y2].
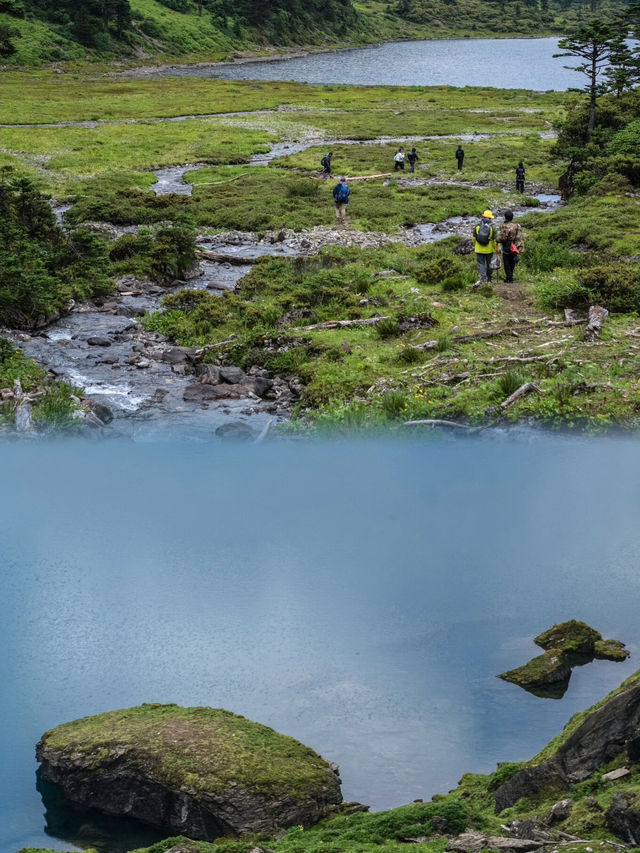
[472, 209, 498, 284]
[407, 147, 419, 173]
[516, 161, 526, 193]
[394, 147, 405, 171]
[321, 152, 333, 177]
[456, 145, 465, 171]
[333, 176, 350, 223]
[498, 209, 524, 284]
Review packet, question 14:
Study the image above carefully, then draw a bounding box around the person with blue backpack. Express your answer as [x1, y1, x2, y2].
[333, 176, 350, 223]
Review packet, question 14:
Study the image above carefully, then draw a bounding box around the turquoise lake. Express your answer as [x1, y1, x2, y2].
[2, 434, 640, 852]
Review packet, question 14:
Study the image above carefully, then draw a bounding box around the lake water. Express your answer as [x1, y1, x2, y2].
[168, 37, 580, 90]
[3, 434, 640, 853]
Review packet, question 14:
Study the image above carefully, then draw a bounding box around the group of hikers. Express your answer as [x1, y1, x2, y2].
[325, 144, 528, 284]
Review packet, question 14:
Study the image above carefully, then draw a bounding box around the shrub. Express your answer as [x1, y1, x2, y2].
[381, 390, 407, 418]
[375, 318, 400, 339]
[395, 346, 424, 364]
[416, 256, 461, 285]
[497, 371, 524, 398]
[287, 179, 320, 200]
[575, 264, 640, 313]
[442, 272, 467, 291]
[522, 239, 576, 273]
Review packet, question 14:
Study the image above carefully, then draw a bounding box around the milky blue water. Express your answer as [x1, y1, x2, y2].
[2, 434, 640, 853]
[168, 37, 580, 90]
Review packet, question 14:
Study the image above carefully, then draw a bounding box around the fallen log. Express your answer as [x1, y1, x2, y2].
[296, 315, 390, 331]
[193, 333, 239, 357]
[488, 353, 560, 364]
[584, 305, 609, 342]
[197, 250, 258, 266]
[500, 382, 541, 408]
[403, 418, 484, 432]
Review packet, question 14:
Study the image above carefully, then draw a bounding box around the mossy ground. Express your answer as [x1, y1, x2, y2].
[41, 704, 335, 798]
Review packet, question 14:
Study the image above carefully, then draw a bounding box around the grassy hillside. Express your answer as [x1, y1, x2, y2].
[0, 0, 635, 68]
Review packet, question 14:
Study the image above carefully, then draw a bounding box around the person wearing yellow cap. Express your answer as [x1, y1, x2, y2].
[472, 209, 498, 285]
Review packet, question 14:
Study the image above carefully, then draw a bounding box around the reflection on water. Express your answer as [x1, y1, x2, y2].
[165, 37, 580, 90]
[2, 434, 640, 853]
[37, 773, 165, 853]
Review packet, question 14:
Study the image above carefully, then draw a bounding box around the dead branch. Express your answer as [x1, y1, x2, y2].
[197, 250, 258, 266]
[403, 418, 484, 432]
[584, 305, 608, 342]
[296, 316, 390, 331]
[501, 382, 541, 408]
[488, 353, 561, 364]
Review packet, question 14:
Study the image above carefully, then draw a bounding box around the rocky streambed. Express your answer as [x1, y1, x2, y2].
[6, 136, 560, 440]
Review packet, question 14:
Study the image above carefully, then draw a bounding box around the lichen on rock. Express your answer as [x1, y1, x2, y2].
[36, 703, 342, 841]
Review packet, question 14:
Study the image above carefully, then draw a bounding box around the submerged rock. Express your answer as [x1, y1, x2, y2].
[36, 703, 342, 840]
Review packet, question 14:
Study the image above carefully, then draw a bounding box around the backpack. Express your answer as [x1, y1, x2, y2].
[475, 220, 493, 246]
[516, 166, 525, 179]
[321, 155, 330, 169]
[335, 183, 349, 203]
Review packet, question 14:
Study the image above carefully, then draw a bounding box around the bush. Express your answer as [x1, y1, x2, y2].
[287, 179, 320, 200]
[375, 318, 400, 339]
[381, 390, 407, 418]
[416, 256, 461, 285]
[522, 239, 576, 273]
[576, 264, 640, 313]
[496, 371, 525, 399]
[442, 272, 467, 291]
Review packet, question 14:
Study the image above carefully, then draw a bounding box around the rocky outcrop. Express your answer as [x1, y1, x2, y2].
[493, 673, 640, 811]
[446, 832, 543, 852]
[37, 704, 342, 841]
[606, 791, 640, 844]
[498, 621, 629, 697]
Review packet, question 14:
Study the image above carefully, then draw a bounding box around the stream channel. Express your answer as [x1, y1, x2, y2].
[10, 133, 559, 441]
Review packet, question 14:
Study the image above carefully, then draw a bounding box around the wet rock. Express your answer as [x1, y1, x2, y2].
[160, 346, 197, 365]
[606, 791, 640, 844]
[547, 798, 574, 824]
[216, 421, 256, 441]
[219, 366, 247, 384]
[86, 336, 112, 347]
[83, 400, 114, 425]
[455, 238, 474, 255]
[196, 364, 222, 385]
[136, 359, 151, 369]
[37, 703, 342, 840]
[183, 384, 248, 402]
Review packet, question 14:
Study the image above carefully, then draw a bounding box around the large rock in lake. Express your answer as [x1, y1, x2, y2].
[36, 703, 342, 840]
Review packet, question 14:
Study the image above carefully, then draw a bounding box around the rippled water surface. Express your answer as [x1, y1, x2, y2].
[2, 435, 640, 853]
[168, 37, 579, 90]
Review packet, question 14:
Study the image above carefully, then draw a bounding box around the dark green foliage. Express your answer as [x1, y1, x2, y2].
[496, 371, 525, 398]
[375, 318, 400, 339]
[575, 263, 640, 313]
[206, 0, 360, 42]
[0, 172, 111, 328]
[416, 256, 461, 285]
[488, 762, 522, 792]
[0, 22, 18, 55]
[149, 225, 197, 284]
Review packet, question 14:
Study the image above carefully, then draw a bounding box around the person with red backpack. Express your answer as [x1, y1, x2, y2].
[333, 176, 350, 223]
[472, 209, 498, 284]
[498, 209, 524, 283]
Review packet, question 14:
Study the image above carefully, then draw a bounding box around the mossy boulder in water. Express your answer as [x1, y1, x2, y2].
[36, 704, 342, 840]
[499, 650, 573, 697]
[535, 620, 602, 655]
[499, 621, 629, 697]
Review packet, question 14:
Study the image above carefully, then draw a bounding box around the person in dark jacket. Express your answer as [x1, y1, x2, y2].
[407, 147, 419, 173]
[516, 161, 526, 193]
[321, 152, 333, 177]
[456, 145, 465, 171]
[498, 209, 525, 283]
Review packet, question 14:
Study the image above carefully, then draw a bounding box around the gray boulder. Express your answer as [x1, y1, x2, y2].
[606, 792, 640, 844]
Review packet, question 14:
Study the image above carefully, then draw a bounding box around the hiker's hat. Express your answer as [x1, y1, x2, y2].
[339, 176, 347, 183]
[482, 209, 494, 219]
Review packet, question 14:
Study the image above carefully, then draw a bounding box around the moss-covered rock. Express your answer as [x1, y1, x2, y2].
[36, 704, 342, 841]
[534, 621, 603, 655]
[498, 650, 572, 697]
[595, 639, 630, 662]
